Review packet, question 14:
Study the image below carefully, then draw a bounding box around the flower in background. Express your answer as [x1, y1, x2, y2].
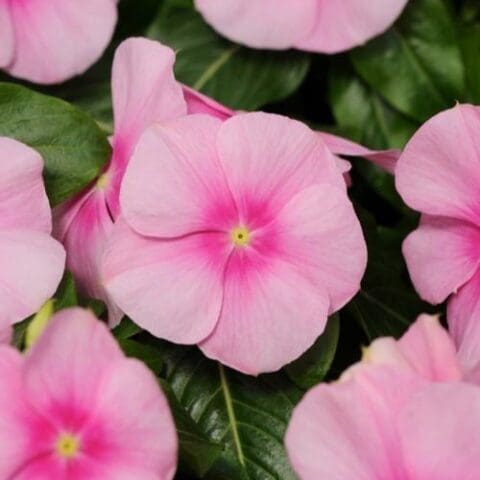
[102, 112, 367, 375]
[194, 0, 409, 54]
[285, 315, 480, 478]
[0, 137, 65, 333]
[0, 308, 177, 479]
[0, 0, 118, 84]
[54, 37, 187, 326]
[395, 104, 480, 366]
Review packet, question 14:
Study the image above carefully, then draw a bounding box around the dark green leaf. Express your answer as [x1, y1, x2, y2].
[460, 22, 480, 102]
[285, 315, 339, 390]
[160, 345, 301, 479]
[147, 0, 310, 110]
[54, 272, 78, 311]
[351, 0, 464, 122]
[0, 83, 110, 205]
[113, 316, 143, 340]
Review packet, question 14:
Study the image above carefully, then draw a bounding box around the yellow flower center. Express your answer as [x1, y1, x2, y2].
[96, 173, 109, 189]
[56, 434, 80, 459]
[230, 226, 250, 247]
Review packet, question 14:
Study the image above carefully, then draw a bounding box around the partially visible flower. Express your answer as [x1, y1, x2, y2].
[0, 0, 118, 84]
[285, 315, 480, 479]
[0, 137, 65, 333]
[0, 308, 177, 479]
[103, 112, 367, 374]
[54, 38, 187, 326]
[0, 326, 11, 345]
[395, 104, 480, 362]
[194, 0, 409, 54]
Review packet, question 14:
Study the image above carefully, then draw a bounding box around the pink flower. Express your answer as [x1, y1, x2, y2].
[194, 0, 409, 54]
[0, 137, 65, 332]
[395, 104, 480, 364]
[285, 315, 480, 478]
[0, 308, 178, 479]
[102, 112, 367, 375]
[0, 0, 118, 84]
[54, 38, 187, 326]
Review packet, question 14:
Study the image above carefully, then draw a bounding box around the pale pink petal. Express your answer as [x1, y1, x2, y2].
[447, 268, 480, 382]
[183, 85, 234, 121]
[53, 188, 123, 327]
[285, 365, 419, 479]
[216, 112, 345, 227]
[403, 215, 480, 304]
[121, 115, 236, 237]
[83, 360, 177, 479]
[0, 326, 11, 344]
[263, 184, 366, 313]
[7, 0, 117, 84]
[296, 0, 409, 54]
[318, 132, 400, 174]
[103, 219, 229, 344]
[0, 3, 14, 68]
[194, 0, 317, 49]
[0, 229, 65, 327]
[107, 38, 187, 219]
[23, 308, 124, 418]
[200, 252, 330, 374]
[399, 383, 480, 479]
[396, 105, 480, 225]
[0, 137, 51, 233]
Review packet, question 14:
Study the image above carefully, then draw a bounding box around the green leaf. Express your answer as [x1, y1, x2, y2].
[54, 272, 78, 311]
[344, 210, 435, 340]
[285, 315, 339, 390]
[160, 345, 301, 479]
[460, 22, 480, 103]
[113, 316, 143, 340]
[350, 0, 464, 122]
[147, 0, 310, 110]
[0, 83, 111, 205]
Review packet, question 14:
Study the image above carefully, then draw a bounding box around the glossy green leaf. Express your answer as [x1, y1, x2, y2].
[460, 22, 480, 103]
[160, 345, 301, 480]
[0, 83, 110, 205]
[351, 0, 464, 122]
[147, 0, 310, 110]
[285, 315, 339, 390]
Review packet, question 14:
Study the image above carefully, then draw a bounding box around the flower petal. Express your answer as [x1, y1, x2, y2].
[200, 252, 330, 374]
[53, 188, 122, 327]
[318, 132, 400, 174]
[103, 219, 229, 344]
[264, 184, 367, 312]
[0, 137, 52, 233]
[396, 104, 480, 225]
[7, 0, 117, 84]
[194, 0, 317, 49]
[285, 365, 419, 479]
[183, 85, 234, 121]
[0, 229, 65, 328]
[23, 309, 124, 419]
[296, 0, 408, 54]
[121, 115, 236, 237]
[402, 215, 480, 304]
[0, 4, 14, 68]
[399, 383, 480, 478]
[107, 37, 187, 219]
[216, 112, 345, 227]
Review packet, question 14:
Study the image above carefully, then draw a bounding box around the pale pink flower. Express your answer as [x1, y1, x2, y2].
[0, 308, 177, 479]
[0, 137, 65, 333]
[194, 0, 409, 54]
[0, 326, 11, 345]
[54, 38, 187, 326]
[0, 0, 118, 84]
[102, 112, 367, 375]
[286, 315, 480, 479]
[395, 104, 480, 363]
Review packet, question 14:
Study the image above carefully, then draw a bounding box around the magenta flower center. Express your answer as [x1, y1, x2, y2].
[230, 226, 250, 247]
[55, 433, 80, 459]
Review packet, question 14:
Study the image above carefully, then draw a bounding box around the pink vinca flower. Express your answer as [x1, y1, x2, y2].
[286, 315, 480, 479]
[0, 308, 177, 479]
[395, 104, 480, 366]
[54, 38, 188, 326]
[0, 137, 65, 332]
[102, 112, 367, 375]
[0, 0, 118, 84]
[194, 0, 409, 54]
